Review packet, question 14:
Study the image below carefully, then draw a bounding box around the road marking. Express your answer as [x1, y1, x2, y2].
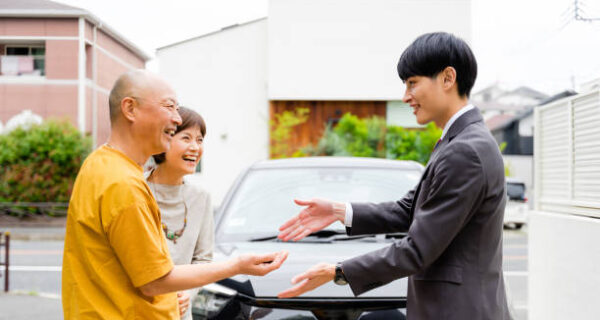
[38, 292, 61, 299]
[8, 266, 62, 272]
[0, 249, 63, 255]
[504, 271, 528, 277]
[10, 290, 61, 299]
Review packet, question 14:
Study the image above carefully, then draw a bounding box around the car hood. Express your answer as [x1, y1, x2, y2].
[213, 239, 407, 298]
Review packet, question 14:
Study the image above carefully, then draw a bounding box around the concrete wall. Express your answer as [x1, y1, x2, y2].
[95, 90, 111, 144]
[158, 19, 269, 205]
[95, 29, 145, 69]
[93, 29, 145, 144]
[45, 39, 79, 79]
[0, 83, 78, 122]
[268, 0, 472, 100]
[0, 18, 78, 37]
[529, 211, 600, 319]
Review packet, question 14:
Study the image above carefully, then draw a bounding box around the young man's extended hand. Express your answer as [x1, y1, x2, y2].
[277, 263, 336, 298]
[278, 199, 346, 242]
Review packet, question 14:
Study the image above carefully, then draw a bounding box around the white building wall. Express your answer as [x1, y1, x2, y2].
[157, 19, 269, 205]
[268, 0, 472, 100]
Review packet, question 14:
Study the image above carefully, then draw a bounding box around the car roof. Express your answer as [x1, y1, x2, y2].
[506, 177, 526, 183]
[250, 157, 424, 171]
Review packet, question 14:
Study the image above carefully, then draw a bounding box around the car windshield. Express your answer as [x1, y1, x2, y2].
[218, 166, 422, 240]
[507, 182, 525, 200]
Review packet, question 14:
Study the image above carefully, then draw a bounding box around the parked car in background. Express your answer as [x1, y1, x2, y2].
[192, 157, 425, 320]
[504, 178, 528, 229]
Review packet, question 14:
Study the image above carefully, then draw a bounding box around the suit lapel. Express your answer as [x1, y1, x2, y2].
[445, 107, 484, 142]
[408, 107, 484, 223]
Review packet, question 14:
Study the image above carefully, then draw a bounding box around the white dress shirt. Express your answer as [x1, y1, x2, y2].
[343, 104, 474, 227]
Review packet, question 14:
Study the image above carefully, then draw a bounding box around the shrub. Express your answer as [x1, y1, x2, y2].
[301, 113, 442, 165]
[332, 114, 388, 158]
[386, 122, 441, 164]
[0, 119, 91, 208]
[270, 108, 310, 159]
[298, 124, 348, 157]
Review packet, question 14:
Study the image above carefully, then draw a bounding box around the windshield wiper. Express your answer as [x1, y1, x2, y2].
[249, 231, 407, 242]
[250, 230, 378, 243]
[249, 235, 280, 242]
[306, 230, 347, 237]
[250, 230, 346, 242]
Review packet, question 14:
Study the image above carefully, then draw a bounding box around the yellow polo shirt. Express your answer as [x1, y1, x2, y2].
[62, 145, 178, 319]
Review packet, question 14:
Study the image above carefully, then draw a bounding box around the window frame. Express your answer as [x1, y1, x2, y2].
[3, 44, 46, 76]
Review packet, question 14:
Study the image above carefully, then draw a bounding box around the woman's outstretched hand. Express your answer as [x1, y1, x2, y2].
[234, 250, 289, 276]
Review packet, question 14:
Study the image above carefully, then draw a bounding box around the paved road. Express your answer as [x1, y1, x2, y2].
[0, 238, 63, 319]
[0, 228, 528, 319]
[0, 293, 63, 320]
[503, 227, 528, 320]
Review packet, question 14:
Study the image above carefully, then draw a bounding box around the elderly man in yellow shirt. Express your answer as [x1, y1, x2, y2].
[62, 70, 288, 319]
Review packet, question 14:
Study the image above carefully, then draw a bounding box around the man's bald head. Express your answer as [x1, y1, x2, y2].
[108, 70, 172, 124]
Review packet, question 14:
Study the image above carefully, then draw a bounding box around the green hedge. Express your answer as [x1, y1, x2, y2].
[298, 113, 442, 165]
[0, 119, 91, 207]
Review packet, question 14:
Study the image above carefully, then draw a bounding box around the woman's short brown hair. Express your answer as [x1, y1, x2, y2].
[152, 106, 206, 165]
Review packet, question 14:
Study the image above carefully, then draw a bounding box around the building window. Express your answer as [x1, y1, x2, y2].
[85, 44, 93, 80]
[1, 45, 45, 76]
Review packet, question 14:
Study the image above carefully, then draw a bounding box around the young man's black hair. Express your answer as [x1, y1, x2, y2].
[397, 32, 477, 98]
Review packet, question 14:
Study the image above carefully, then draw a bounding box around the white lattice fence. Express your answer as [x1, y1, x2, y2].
[534, 90, 600, 218]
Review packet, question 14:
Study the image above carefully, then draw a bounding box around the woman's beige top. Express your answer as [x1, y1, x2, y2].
[146, 172, 214, 320]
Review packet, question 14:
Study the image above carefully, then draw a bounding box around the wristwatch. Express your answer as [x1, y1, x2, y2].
[334, 262, 348, 285]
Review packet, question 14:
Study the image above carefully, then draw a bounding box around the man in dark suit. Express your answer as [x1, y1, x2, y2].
[277, 32, 510, 319]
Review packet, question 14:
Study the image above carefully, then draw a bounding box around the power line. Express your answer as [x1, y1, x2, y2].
[574, 0, 600, 22]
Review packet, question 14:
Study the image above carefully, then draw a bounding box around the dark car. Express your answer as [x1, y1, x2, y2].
[192, 157, 424, 320]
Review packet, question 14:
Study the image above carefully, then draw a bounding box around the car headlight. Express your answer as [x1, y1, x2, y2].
[192, 283, 237, 319]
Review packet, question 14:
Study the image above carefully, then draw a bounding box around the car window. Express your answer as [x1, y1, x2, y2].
[219, 167, 421, 239]
[506, 182, 525, 200]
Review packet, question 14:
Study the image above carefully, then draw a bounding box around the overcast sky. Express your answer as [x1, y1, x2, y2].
[56, 0, 600, 96]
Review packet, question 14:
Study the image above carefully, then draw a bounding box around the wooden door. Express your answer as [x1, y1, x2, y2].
[270, 100, 386, 157]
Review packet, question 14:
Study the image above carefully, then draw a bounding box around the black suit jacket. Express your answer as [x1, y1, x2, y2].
[342, 108, 510, 320]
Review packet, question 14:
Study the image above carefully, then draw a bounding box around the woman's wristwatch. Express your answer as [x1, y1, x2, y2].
[334, 262, 348, 285]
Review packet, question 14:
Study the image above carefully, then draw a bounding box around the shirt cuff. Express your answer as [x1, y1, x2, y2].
[344, 202, 353, 227]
